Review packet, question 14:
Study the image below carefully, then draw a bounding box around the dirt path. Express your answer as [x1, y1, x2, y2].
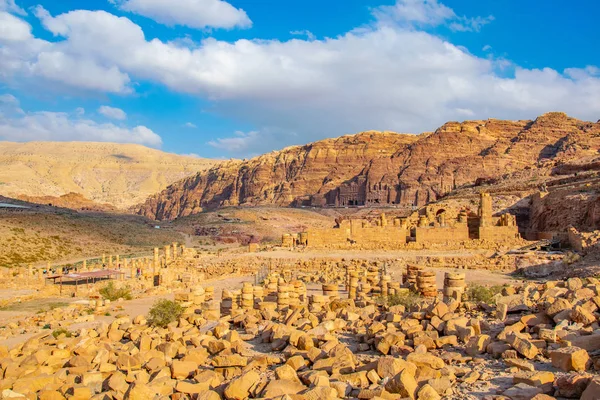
[216, 248, 493, 262]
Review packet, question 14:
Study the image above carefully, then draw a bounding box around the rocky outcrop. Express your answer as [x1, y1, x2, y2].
[140, 113, 600, 220]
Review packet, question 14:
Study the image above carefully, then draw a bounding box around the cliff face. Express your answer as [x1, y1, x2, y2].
[139, 113, 600, 220]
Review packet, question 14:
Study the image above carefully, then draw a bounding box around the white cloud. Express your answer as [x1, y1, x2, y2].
[114, 0, 251, 30]
[0, 95, 161, 146]
[0, 0, 26, 15]
[180, 153, 200, 158]
[0, 9, 131, 93]
[98, 105, 127, 120]
[373, 0, 455, 27]
[0, 93, 18, 105]
[373, 0, 493, 32]
[290, 30, 316, 41]
[208, 130, 260, 152]
[0, 2, 598, 157]
[184, 122, 197, 128]
[449, 15, 494, 32]
[482, 44, 492, 52]
[75, 107, 85, 116]
[0, 11, 31, 41]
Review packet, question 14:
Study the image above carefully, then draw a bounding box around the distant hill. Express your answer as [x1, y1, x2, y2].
[139, 112, 600, 220]
[0, 142, 218, 209]
[0, 196, 183, 268]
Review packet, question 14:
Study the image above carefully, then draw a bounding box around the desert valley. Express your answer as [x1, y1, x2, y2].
[1, 0, 599, 398]
[0, 112, 600, 400]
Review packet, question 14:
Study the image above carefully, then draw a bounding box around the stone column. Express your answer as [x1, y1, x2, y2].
[28, 264, 33, 277]
[277, 284, 290, 312]
[116, 255, 120, 268]
[153, 248, 159, 274]
[108, 256, 113, 269]
[241, 283, 254, 310]
[443, 272, 465, 302]
[349, 271, 359, 300]
[417, 270, 437, 297]
[381, 274, 391, 297]
[82, 259, 87, 271]
[172, 242, 178, 260]
[164, 245, 171, 264]
[102, 254, 106, 264]
[130, 261, 136, 280]
[322, 284, 339, 300]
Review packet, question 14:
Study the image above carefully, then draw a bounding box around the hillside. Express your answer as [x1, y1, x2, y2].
[0, 141, 217, 209]
[139, 112, 600, 220]
[0, 197, 183, 268]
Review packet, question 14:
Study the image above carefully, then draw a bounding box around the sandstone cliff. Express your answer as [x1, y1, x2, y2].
[0, 142, 217, 209]
[139, 113, 600, 220]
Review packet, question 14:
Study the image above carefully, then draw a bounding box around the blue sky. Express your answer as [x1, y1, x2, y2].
[0, 0, 598, 159]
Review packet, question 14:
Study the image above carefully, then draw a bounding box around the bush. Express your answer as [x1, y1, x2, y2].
[99, 281, 132, 301]
[465, 284, 504, 304]
[147, 299, 183, 328]
[52, 328, 72, 339]
[378, 291, 422, 308]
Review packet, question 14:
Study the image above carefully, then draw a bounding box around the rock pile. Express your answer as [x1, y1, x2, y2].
[2, 275, 600, 399]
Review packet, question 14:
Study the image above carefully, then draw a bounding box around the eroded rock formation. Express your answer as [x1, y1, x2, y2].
[140, 113, 600, 220]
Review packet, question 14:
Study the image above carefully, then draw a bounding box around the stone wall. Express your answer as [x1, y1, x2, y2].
[350, 225, 408, 247]
[303, 213, 408, 248]
[306, 228, 351, 247]
[414, 225, 470, 244]
[478, 225, 519, 241]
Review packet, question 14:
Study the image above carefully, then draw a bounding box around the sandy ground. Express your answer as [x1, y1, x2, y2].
[220, 248, 493, 261]
[0, 274, 254, 349]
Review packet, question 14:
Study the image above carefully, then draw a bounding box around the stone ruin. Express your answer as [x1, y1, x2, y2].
[4, 256, 600, 399]
[283, 193, 520, 249]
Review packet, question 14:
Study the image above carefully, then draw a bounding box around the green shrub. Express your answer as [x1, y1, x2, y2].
[465, 284, 504, 304]
[378, 291, 422, 308]
[147, 299, 183, 328]
[99, 281, 132, 301]
[52, 328, 72, 338]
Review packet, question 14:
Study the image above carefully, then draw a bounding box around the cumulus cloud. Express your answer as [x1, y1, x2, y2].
[113, 0, 251, 30]
[184, 122, 197, 128]
[373, 0, 455, 27]
[0, 11, 32, 41]
[373, 0, 494, 32]
[98, 105, 127, 120]
[0, 94, 161, 146]
[0, 0, 26, 15]
[0, 1, 598, 157]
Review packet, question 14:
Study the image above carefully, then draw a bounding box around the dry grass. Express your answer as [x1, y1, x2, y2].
[171, 206, 335, 245]
[0, 209, 183, 268]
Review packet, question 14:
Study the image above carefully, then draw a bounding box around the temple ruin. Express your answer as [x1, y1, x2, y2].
[284, 192, 520, 248]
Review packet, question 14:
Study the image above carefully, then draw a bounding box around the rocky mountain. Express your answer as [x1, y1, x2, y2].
[0, 142, 217, 209]
[139, 113, 600, 220]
